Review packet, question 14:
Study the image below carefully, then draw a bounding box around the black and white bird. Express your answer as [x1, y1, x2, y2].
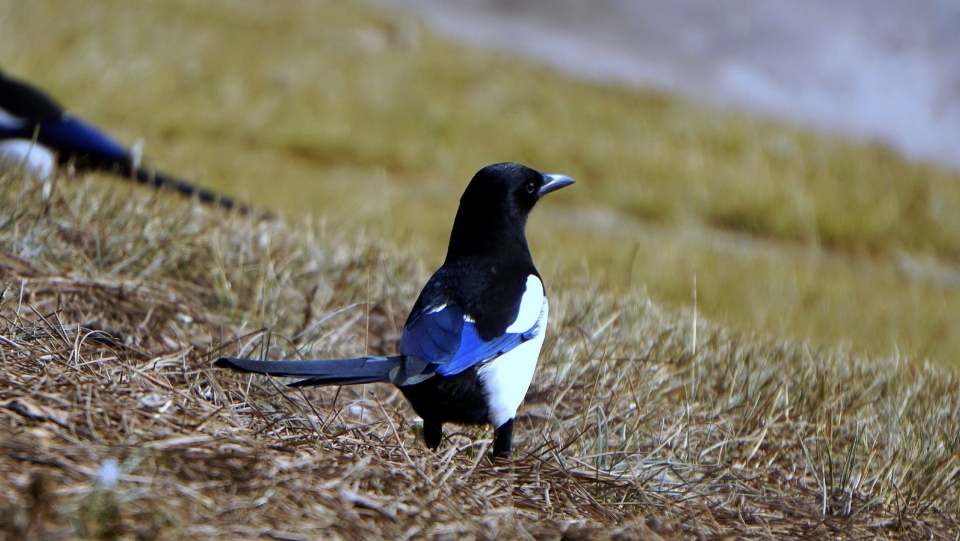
[216, 162, 574, 459]
[0, 68, 241, 210]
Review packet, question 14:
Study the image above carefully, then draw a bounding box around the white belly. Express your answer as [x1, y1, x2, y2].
[477, 298, 548, 428]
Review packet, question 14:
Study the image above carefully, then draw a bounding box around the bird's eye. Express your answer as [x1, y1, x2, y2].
[525, 182, 536, 194]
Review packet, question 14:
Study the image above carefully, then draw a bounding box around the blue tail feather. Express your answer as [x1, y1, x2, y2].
[215, 356, 404, 387]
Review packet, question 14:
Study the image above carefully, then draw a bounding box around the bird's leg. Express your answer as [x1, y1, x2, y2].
[423, 420, 443, 450]
[492, 419, 514, 460]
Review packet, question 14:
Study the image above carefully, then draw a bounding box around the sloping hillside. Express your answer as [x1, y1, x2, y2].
[1, 168, 958, 539]
[6, 0, 960, 366]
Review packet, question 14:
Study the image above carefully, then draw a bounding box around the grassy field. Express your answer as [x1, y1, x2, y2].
[2, 166, 959, 539]
[3, 0, 960, 366]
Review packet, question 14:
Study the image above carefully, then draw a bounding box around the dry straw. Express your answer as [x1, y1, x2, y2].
[0, 167, 958, 540]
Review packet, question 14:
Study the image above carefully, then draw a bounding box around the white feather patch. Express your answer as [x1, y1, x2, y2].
[478, 298, 548, 427]
[505, 275, 543, 333]
[0, 139, 56, 180]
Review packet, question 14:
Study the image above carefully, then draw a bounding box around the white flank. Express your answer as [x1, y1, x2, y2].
[0, 139, 56, 180]
[478, 298, 548, 427]
[505, 275, 544, 333]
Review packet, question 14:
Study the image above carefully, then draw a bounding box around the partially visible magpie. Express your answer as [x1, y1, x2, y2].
[0, 68, 244, 211]
[216, 162, 574, 459]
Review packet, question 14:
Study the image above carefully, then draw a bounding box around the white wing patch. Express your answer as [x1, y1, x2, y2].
[505, 275, 544, 333]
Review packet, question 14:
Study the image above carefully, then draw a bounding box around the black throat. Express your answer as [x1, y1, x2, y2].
[444, 190, 532, 264]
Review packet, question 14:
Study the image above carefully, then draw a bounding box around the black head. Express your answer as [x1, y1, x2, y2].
[446, 162, 574, 261]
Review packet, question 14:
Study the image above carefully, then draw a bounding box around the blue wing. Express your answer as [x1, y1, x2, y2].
[400, 303, 541, 377]
[433, 321, 527, 376]
[38, 117, 129, 162]
[1, 72, 125, 160]
[0, 115, 129, 162]
[400, 304, 465, 362]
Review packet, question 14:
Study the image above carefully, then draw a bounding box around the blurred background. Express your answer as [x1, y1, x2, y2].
[2, 0, 959, 366]
[380, 0, 960, 170]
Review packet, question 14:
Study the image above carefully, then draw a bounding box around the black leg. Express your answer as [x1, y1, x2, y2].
[423, 420, 443, 450]
[492, 418, 514, 460]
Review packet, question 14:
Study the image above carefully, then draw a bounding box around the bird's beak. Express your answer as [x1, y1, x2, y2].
[539, 173, 575, 196]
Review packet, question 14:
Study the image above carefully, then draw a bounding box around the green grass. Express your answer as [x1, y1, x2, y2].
[2, 0, 960, 365]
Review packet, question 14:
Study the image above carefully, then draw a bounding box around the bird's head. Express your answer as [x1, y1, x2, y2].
[462, 162, 574, 216]
[447, 162, 574, 260]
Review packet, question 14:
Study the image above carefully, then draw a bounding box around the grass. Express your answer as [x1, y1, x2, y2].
[2, 158, 960, 538]
[2, 0, 960, 366]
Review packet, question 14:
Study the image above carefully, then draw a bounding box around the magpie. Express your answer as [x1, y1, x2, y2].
[216, 162, 574, 459]
[0, 68, 243, 211]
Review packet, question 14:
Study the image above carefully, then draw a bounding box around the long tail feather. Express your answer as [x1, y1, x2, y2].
[215, 356, 404, 387]
[133, 167, 258, 215]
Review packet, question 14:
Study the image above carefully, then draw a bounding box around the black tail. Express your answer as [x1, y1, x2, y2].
[215, 356, 404, 387]
[131, 166, 257, 215]
[75, 152, 261, 216]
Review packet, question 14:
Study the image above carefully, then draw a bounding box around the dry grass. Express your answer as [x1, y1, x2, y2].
[2, 165, 959, 539]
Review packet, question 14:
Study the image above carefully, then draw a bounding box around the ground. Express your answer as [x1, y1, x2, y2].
[0, 168, 957, 539]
